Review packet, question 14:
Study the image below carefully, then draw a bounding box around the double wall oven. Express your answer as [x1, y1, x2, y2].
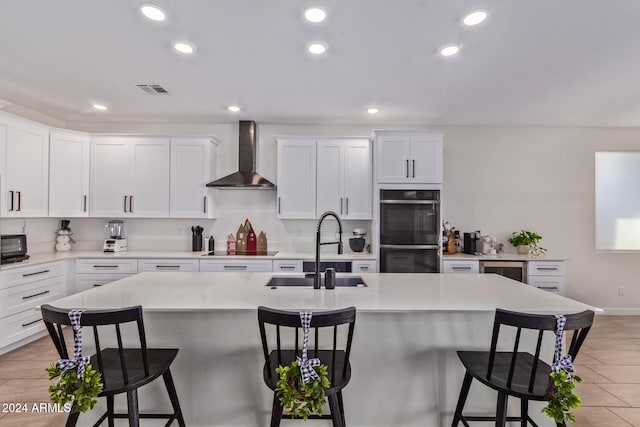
[379, 189, 440, 272]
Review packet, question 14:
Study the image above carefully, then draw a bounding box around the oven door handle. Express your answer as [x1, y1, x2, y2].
[379, 200, 440, 205]
[380, 244, 440, 249]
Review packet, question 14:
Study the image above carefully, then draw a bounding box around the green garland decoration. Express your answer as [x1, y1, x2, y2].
[46, 363, 103, 413]
[275, 360, 330, 420]
[542, 371, 582, 424]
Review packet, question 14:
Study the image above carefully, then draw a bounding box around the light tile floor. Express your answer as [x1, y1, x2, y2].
[0, 315, 639, 426]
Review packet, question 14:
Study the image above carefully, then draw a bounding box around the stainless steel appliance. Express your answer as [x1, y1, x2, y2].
[0, 234, 29, 263]
[480, 260, 527, 283]
[104, 220, 127, 252]
[379, 189, 440, 272]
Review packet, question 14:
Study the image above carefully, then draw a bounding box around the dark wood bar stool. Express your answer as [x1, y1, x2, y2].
[41, 304, 186, 427]
[451, 308, 594, 427]
[258, 306, 356, 427]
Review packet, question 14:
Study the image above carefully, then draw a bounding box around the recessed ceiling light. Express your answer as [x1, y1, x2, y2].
[173, 42, 196, 54]
[307, 43, 327, 55]
[228, 105, 241, 112]
[140, 3, 166, 21]
[304, 7, 327, 23]
[439, 45, 460, 57]
[463, 10, 488, 26]
[93, 104, 108, 111]
[367, 107, 379, 114]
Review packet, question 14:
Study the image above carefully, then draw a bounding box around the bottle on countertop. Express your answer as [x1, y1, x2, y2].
[208, 236, 215, 253]
[226, 234, 236, 255]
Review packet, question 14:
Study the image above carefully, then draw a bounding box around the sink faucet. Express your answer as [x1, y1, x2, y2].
[315, 211, 344, 289]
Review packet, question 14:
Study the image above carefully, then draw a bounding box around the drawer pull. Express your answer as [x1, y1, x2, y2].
[359, 266, 369, 271]
[279, 265, 296, 270]
[22, 269, 50, 277]
[22, 319, 43, 328]
[538, 286, 559, 290]
[156, 265, 181, 269]
[93, 265, 119, 268]
[536, 267, 559, 271]
[93, 284, 103, 287]
[451, 266, 472, 270]
[22, 290, 50, 300]
[224, 265, 247, 270]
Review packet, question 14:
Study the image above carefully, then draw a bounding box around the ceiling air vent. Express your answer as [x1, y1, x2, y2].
[136, 84, 169, 95]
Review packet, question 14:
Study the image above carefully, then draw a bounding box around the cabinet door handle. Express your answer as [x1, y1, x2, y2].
[129, 195, 133, 212]
[124, 196, 128, 212]
[23, 269, 50, 277]
[340, 197, 343, 214]
[278, 197, 281, 214]
[9, 191, 14, 211]
[17, 191, 21, 211]
[156, 265, 180, 269]
[22, 318, 43, 328]
[406, 160, 409, 178]
[93, 265, 118, 269]
[412, 159, 415, 178]
[203, 196, 208, 214]
[22, 290, 50, 300]
[346, 197, 349, 214]
[83, 195, 87, 212]
[224, 265, 248, 270]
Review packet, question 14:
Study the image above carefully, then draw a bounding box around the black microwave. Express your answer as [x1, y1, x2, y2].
[1, 234, 30, 264]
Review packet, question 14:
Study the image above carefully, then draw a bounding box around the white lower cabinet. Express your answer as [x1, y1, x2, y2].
[0, 261, 66, 350]
[527, 261, 565, 295]
[273, 259, 303, 273]
[138, 259, 200, 272]
[352, 260, 377, 273]
[75, 259, 139, 294]
[443, 260, 480, 274]
[200, 259, 273, 272]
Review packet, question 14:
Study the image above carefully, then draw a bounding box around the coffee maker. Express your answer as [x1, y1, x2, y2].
[463, 231, 480, 255]
[103, 220, 127, 252]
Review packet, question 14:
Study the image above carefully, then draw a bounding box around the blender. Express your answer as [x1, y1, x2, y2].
[103, 220, 128, 252]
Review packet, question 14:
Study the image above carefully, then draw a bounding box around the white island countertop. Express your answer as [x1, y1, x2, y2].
[47, 271, 597, 314]
[45, 272, 598, 427]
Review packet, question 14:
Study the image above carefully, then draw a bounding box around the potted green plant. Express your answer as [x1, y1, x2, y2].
[275, 360, 330, 420]
[46, 363, 103, 413]
[508, 230, 546, 256]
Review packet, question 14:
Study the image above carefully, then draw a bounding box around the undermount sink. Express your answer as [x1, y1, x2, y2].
[266, 275, 367, 288]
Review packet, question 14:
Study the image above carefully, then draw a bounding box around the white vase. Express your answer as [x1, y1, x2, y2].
[517, 245, 530, 255]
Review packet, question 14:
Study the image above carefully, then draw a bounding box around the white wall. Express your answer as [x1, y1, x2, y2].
[4, 114, 640, 312]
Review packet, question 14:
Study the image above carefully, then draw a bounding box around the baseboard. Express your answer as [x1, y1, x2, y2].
[601, 308, 640, 315]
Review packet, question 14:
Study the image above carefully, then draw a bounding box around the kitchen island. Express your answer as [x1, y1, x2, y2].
[46, 272, 597, 426]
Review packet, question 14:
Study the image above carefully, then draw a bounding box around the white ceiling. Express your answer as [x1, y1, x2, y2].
[1, 1, 640, 127]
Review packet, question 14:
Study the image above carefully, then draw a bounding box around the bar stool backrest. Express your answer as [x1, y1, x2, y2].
[487, 308, 594, 391]
[257, 306, 356, 386]
[40, 304, 150, 387]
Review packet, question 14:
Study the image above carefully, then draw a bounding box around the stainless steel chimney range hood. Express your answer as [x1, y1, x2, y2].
[207, 120, 275, 189]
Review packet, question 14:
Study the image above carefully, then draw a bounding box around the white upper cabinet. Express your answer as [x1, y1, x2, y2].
[276, 138, 317, 219]
[49, 130, 90, 217]
[90, 136, 170, 217]
[317, 138, 372, 219]
[170, 138, 216, 218]
[375, 131, 443, 184]
[0, 114, 49, 217]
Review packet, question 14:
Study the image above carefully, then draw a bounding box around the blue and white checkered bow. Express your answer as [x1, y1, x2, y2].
[552, 314, 577, 380]
[296, 311, 321, 384]
[56, 309, 90, 379]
